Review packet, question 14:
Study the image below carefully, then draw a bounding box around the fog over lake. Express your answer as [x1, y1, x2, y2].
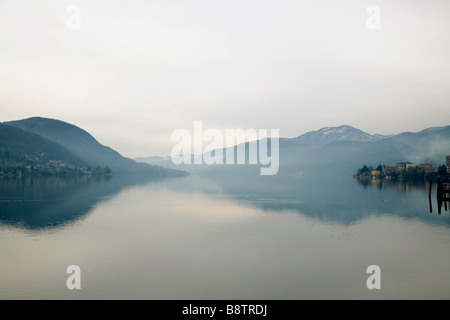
[1, 173, 449, 299]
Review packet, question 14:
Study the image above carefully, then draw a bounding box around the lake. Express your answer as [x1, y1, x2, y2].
[1, 172, 449, 299]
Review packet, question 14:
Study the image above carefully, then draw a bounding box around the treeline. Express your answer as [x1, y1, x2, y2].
[354, 164, 449, 181]
[0, 165, 112, 178]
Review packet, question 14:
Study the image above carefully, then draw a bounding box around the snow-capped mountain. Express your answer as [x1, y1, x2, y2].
[292, 125, 384, 146]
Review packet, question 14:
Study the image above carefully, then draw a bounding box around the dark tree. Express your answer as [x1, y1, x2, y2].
[438, 165, 448, 178]
[359, 165, 370, 174]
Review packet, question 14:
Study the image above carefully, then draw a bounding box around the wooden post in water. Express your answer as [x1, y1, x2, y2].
[429, 180, 433, 213]
[437, 177, 442, 201]
[429, 180, 432, 197]
[437, 177, 442, 214]
[429, 195, 433, 213]
[445, 178, 448, 211]
[442, 179, 450, 201]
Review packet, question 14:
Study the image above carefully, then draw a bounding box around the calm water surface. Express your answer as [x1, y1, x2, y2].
[1, 173, 449, 299]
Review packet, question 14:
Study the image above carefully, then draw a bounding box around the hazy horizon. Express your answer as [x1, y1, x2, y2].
[2, 1, 450, 301]
[1, 0, 449, 157]
[3, 116, 449, 159]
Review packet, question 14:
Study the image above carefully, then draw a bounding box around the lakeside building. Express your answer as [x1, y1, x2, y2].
[447, 155, 450, 173]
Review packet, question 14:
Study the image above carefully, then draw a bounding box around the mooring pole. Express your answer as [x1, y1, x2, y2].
[429, 180, 432, 197]
[428, 180, 433, 213]
[437, 177, 442, 201]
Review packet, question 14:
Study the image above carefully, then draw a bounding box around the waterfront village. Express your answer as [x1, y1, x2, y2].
[354, 156, 450, 181]
[0, 160, 112, 178]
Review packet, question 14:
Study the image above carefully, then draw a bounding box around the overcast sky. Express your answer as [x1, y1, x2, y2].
[0, 0, 449, 157]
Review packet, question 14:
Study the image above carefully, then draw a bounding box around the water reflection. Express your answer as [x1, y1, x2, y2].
[149, 172, 450, 226]
[1, 171, 449, 232]
[0, 175, 177, 231]
[354, 176, 427, 191]
[354, 176, 450, 216]
[2, 172, 450, 299]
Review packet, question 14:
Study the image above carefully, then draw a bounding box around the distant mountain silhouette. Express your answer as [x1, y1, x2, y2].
[281, 125, 450, 175]
[135, 156, 169, 164]
[3, 117, 185, 176]
[387, 126, 450, 165]
[292, 125, 384, 146]
[138, 124, 450, 177]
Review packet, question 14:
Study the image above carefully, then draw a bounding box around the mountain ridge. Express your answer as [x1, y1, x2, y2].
[292, 125, 382, 145]
[0, 123, 86, 167]
[3, 117, 186, 176]
[136, 124, 450, 176]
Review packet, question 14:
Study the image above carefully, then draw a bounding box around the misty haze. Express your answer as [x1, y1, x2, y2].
[1, 0, 450, 301]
